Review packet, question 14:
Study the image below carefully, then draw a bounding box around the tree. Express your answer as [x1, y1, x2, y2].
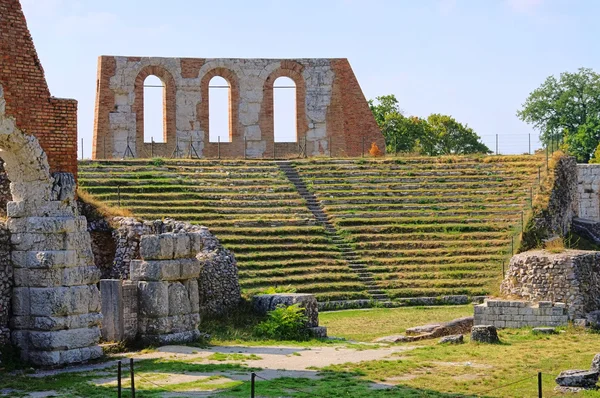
[369, 95, 420, 153]
[369, 95, 490, 155]
[517, 67, 600, 162]
[425, 114, 491, 155]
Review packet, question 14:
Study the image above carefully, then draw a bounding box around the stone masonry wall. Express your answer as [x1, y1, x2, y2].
[93, 56, 384, 159]
[501, 250, 600, 319]
[474, 300, 568, 328]
[97, 217, 241, 317]
[577, 164, 600, 221]
[0, 221, 10, 345]
[520, 154, 578, 251]
[0, 0, 78, 176]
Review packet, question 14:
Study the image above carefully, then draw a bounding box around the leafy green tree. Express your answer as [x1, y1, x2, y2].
[517, 67, 600, 162]
[369, 95, 490, 155]
[425, 114, 491, 155]
[369, 95, 419, 153]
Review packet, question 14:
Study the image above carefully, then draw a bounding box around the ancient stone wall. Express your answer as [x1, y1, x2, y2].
[93, 56, 384, 159]
[0, 221, 11, 345]
[500, 250, 600, 319]
[577, 164, 600, 221]
[520, 155, 578, 251]
[0, 0, 78, 176]
[92, 217, 241, 317]
[474, 300, 568, 328]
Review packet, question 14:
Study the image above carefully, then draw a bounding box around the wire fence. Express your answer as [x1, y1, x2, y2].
[114, 360, 547, 397]
[81, 133, 552, 161]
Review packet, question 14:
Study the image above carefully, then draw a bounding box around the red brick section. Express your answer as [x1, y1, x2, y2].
[330, 59, 385, 156]
[92, 56, 116, 159]
[0, 0, 78, 175]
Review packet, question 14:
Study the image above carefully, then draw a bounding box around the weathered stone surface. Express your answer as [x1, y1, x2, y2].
[439, 334, 464, 344]
[406, 324, 441, 336]
[555, 370, 599, 389]
[500, 250, 600, 319]
[532, 327, 558, 335]
[137, 281, 169, 318]
[253, 293, 319, 328]
[475, 300, 569, 328]
[168, 282, 191, 316]
[308, 326, 328, 338]
[471, 325, 500, 344]
[591, 354, 600, 373]
[521, 155, 577, 251]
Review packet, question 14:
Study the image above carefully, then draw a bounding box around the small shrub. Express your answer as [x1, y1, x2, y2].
[544, 237, 565, 253]
[151, 157, 165, 167]
[369, 142, 382, 157]
[254, 304, 309, 341]
[259, 285, 297, 294]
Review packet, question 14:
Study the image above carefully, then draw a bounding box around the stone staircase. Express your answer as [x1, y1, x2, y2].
[277, 161, 389, 301]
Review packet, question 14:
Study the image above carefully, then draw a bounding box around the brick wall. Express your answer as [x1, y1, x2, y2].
[93, 56, 385, 159]
[474, 300, 568, 328]
[0, 0, 78, 175]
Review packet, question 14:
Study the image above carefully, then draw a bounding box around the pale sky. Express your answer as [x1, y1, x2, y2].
[19, 0, 599, 157]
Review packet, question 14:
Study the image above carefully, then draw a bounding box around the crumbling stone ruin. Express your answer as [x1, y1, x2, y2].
[92, 56, 384, 159]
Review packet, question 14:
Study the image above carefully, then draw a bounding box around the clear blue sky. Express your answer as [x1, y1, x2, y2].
[19, 0, 599, 157]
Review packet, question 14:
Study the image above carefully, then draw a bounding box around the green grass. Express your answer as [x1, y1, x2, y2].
[79, 155, 543, 302]
[320, 305, 474, 341]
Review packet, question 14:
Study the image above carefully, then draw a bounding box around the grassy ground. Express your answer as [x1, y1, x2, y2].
[4, 306, 600, 397]
[320, 305, 474, 341]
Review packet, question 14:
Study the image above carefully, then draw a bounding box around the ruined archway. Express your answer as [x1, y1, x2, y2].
[0, 90, 102, 366]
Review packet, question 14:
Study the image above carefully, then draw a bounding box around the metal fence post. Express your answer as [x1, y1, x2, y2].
[81, 138, 84, 160]
[244, 137, 247, 160]
[329, 137, 332, 158]
[273, 142, 276, 160]
[117, 360, 122, 398]
[495, 134, 498, 155]
[528, 133, 531, 155]
[117, 185, 121, 208]
[130, 358, 135, 398]
[538, 372, 542, 398]
[151, 137, 154, 158]
[502, 261, 505, 278]
[511, 236, 514, 255]
[218, 136, 221, 160]
[251, 372, 256, 398]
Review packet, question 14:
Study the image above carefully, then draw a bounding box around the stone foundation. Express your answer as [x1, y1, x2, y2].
[474, 300, 568, 328]
[501, 250, 600, 318]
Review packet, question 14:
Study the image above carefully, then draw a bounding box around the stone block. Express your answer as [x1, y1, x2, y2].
[29, 286, 95, 317]
[100, 279, 123, 342]
[189, 232, 204, 254]
[471, 325, 500, 343]
[473, 305, 485, 315]
[139, 235, 160, 260]
[30, 313, 103, 332]
[556, 370, 599, 389]
[185, 279, 200, 313]
[168, 282, 192, 316]
[12, 287, 30, 316]
[11, 232, 66, 252]
[137, 281, 169, 318]
[180, 258, 201, 279]
[140, 329, 200, 346]
[308, 326, 328, 338]
[130, 259, 181, 281]
[11, 250, 78, 269]
[137, 316, 170, 335]
[539, 301, 553, 308]
[173, 233, 190, 259]
[28, 327, 100, 351]
[159, 234, 175, 259]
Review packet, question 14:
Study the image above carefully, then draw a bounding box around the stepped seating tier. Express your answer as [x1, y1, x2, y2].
[79, 155, 543, 303]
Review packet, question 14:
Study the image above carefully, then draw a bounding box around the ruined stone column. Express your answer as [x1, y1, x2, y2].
[9, 184, 103, 366]
[131, 232, 202, 345]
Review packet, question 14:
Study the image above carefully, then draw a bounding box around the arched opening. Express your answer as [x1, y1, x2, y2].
[209, 76, 231, 143]
[274, 77, 297, 143]
[143, 75, 166, 143]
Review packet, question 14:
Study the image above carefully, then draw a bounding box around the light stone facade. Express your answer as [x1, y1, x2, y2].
[577, 164, 600, 221]
[474, 300, 568, 328]
[93, 56, 385, 159]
